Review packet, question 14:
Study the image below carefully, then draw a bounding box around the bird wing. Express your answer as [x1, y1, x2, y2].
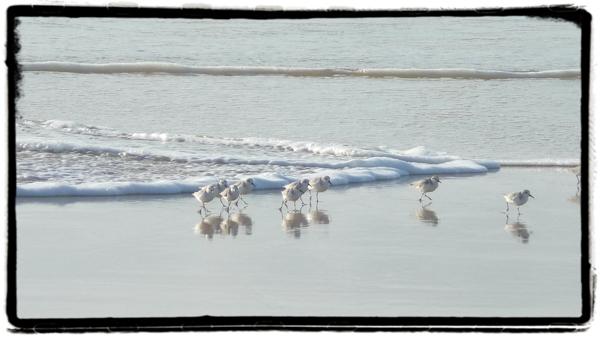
[504, 192, 519, 202]
[410, 179, 427, 188]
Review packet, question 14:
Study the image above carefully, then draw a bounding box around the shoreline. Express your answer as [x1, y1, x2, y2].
[15, 166, 581, 200]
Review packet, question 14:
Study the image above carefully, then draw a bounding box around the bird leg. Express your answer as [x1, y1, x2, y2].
[219, 197, 226, 207]
[279, 200, 285, 211]
[506, 203, 509, 212]
[517, 207, 521, 215]
[239, 196, 248, 206]
[424, 193, 432, 201]
[300, 195, 307, 206]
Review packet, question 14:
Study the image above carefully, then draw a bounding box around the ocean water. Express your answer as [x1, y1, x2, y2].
[15, 16, 581, 196]
[13, 15, 584, 319]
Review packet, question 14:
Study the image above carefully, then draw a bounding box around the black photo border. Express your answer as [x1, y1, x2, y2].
[5, 4, 592, 332]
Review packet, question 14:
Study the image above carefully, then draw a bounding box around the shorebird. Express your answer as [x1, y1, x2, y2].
[308, 176, 332, 203]
[192, 185, 217, 213]
[284, 178, 310, 205]
[280, 185, 303, 211]
[504, 189, 534, 215]
[411, 175, 441, 202]
[220, 184, 240, 211]
[214, 179, 229, 206]
[235, 178, 256, 205]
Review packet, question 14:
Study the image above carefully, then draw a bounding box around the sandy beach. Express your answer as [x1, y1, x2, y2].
[16, 167, 582, 318]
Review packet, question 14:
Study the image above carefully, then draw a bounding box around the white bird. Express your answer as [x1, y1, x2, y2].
[284, 178, 310, 205]
[504, 189, 534, 214]
[216, 179, 229, 192]
[214, 179, 229, 206]
[411, 175, 441, 202]
[308, 176, 332, 203]
[192, 185, 217, 213]
[280, 186, 303, 211]
[235, 178, 256, 205]
[220, 184, 240, 210]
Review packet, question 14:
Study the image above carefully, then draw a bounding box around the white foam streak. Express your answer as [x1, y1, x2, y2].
[21, 62, 580, 80]
[19, 119, 465, 163]
[17, 140, 499, 171]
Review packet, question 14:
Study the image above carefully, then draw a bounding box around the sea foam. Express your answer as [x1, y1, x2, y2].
[17, 119, 579, 197]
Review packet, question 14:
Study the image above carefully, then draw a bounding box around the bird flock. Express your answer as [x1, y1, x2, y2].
[193, 167, 582, 215]
[192, 175, 332, 214]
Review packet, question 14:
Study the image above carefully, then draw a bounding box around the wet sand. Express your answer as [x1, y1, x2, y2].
[16, 168, 582, 318]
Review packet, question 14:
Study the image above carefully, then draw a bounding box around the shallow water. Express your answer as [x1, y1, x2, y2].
[16, 168, 582, 317]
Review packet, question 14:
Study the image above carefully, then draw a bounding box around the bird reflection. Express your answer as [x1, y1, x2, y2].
[281, 210, 309, 239]
[308, 206, 330, 225]
[230, 212, 253, 235]
[194, 214, 223, 239]
[504, 216, 531, 244]
[220, 216, 239, 237]
[415, 203, 439, 226]
[194, 211, 254, 239]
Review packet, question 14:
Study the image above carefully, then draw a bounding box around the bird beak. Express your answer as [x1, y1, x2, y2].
[329, 181, 333, 186]
[529, 194, 535, 198]
[251, 182, 256, 187]
[308, 183, 312, 187]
